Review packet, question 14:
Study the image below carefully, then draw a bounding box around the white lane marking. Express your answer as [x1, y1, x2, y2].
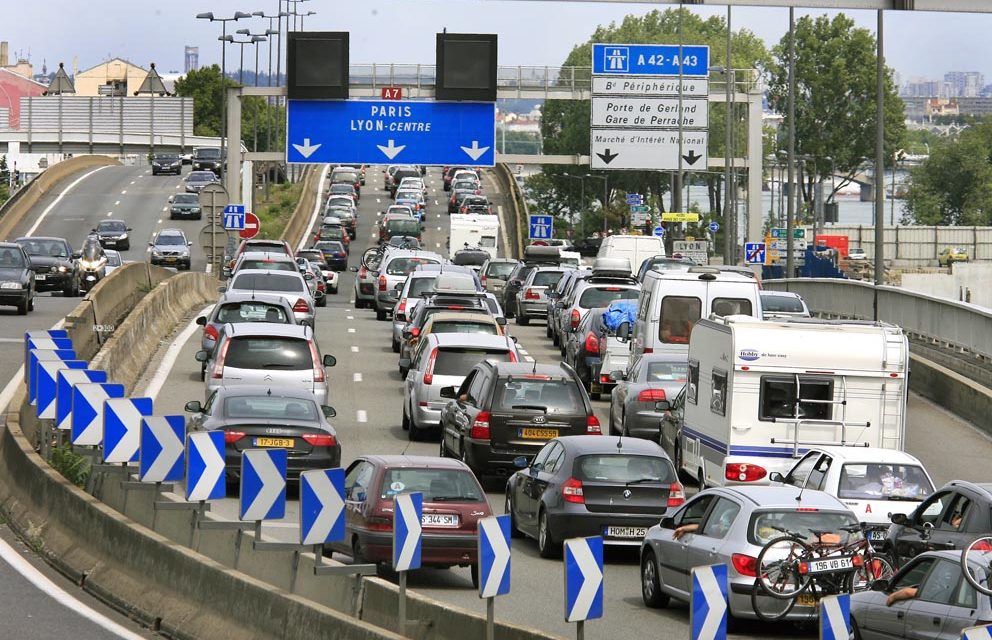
[115, 200, 121, 206]
[156, 219, 162, 225]
[24, 166, 110, 236]
[120, 190, 127, 195]
[356, 410, 368, 423]
[524, 356, 535, 363]
[436, 243, 441, 249]
[434, 200, 439, 206]
[351, 346, 359, 353]
[436, 226, 442, 231]
[129, 180, 135, 185]
[0, 535, 148, 640]
[143, 305, 213, 399]
[347, 328, 356, 334]
[353, 373, 363, 383]
[106, 212, 112, 217]
[518, 349, 529, 355]
[298, 165, 330, 252]
[162, 206, 168, 212]
[376, 198, 380, 204]
[346, 315, 354, 320]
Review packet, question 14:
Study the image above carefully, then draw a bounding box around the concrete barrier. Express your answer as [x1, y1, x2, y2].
[0, 155, 121, 240]
[280, 166, 317, 247]
[909, 353, 992, 438]
[494, 163, 524, 259]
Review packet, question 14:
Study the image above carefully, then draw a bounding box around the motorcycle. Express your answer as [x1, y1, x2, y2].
[78, 238, 107, 293]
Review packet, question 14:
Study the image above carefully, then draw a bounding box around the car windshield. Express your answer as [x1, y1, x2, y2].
[430, 321, 497, 335]
[494, 378, 585, 414]
[379, 468, 484, 502]
[173, 194, 198, 204]
[486, 262, 516, 279]
[238, 260, 295, 272]
[749, 510, 859, 546]
[297, 251, 323, 262]
[320, 226, 344, 237]
[386, 257, 439, 275]
[156, 234, 186, 246]
[408, 277, 437, 297]
[327, 196, 353, 207]
[155, 154, 179, 161]
[0, 249, 25, 268]
[838, 463, 935, 501]
[16, 239, 68, 257]
[223, 395, 319, 420]
[532, 271, 564, 287]
[231, 273, 304, 293]
[434, 348, 511, 376]
[98, 221, 127, 232]
[574, 454, 675, 483]
[579, 286, 639, 308]
[387, 206, 414, 216]
[215, 302, 290, 324]
[196, 148, 221, 159]
[762, 295, 806, 313]
[223, 337, 312, 370]
[646, 361, 689, 382]
[386, 219, 421, 235]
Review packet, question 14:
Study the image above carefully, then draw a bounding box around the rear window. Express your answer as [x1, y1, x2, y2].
[430, 321, 498, 335]
[712, 297, 753, 317]
[394, 169, 420, 182]
[215, 302, 289, 324]
[224, 337, 312, 370]
[646, 361, 688, 382]
[223, 395, 319, 420]
[574, 454, 675, 484]
[486, 262, 515, 279]
[762, 295, 805, 313]
[749, 510, 859, 546]
[320, 225, 344, 237]
[434, 348, 511, 376]
[318, 242, 345, 253]
[407, 276, 437, 297]
[578, 286, 639, 309]
[231, 273, 304, 293]
[387, 257, 439, 275]
[379, 468, 484, 502]
[659, 296, 702, 344]
[494, 379, 585, 414]
[332, 171, 359, 184]
[386, 220, 421, 235]
[532, 271, 564, 287]
[838, 463, 934, 501]
[453, 251, 488, 266]
[239, 260, 295, 272]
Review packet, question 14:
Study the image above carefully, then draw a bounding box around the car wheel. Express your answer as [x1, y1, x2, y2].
[376, 309, 386, 321]
[27, 296, 34, 312]
[352, 537, 368, 564]
[407, 414, 421, 441]
[545, 322, 553, 339]
[16, 299, 27, 315]
[641, 550, 670, 608]
[697, 467, 706, 490]
[621, 415, 630, 437]
[851, 618, 864, 640]
[516, 314, 529, 326]
[401, 404, 410, 431]
[672, 436, 684, 475]
[505, 493, 524, 539]
[552, 331, 560, 347]
[438, 434, 447, 457]
[537, 509, 560, 559]
[392, 338, 400, 354]
[199, 364, 206, 382]
[469, 563, 479, 589]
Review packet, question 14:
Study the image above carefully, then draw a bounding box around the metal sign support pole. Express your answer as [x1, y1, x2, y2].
[398, 569, 407, 636]
[576, 620, 584, 640]
[486, 597, 495, 640]
[786, 6, 796, 281]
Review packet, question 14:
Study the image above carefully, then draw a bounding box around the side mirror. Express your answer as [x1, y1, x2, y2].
[609, 370, 625, 382]
[496, 317, 507, 326]
[616, 321, 631, 342]
[304, 272, 314, 281]
[349, 266, 359, 272]
[661, 516, 676, 529]
[127, 227, 133, 232]
[890, 512, 908, 526]
[195, 316, 207, 326]
[402, 330, 412, 340]
[72, 251, 82, 259]
[321, 406, 337, 419]
[768, 472, 785, 484]
[870, 579, 890, 593]
[654, 400, 671, 412]
[509, 279, 522, 287]
[148, 242, 155, 247]
[512, 455, 529, 469]
[217, 286, 227, 293]
[510, 336, 518, 343]
[187, 241, 193, 247]
[194, 350, 210, 363]
[439, 386, 457, 399]
[184, 400, 203, 413]
[394, 282, 404, 290]
[91, 228, 97, 233]
[322, 354, 337, 367]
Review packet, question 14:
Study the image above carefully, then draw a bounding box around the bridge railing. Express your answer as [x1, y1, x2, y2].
[763, 278, 992, 361]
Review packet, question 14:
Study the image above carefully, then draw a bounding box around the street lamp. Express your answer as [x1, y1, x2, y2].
[230, 34, 266, 86]
[891, 148, 906, 226]
[585, 174, 609, 236]
[236, 29, 268, 86]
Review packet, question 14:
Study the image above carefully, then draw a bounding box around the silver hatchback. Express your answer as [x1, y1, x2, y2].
[223, 268, 315, 327]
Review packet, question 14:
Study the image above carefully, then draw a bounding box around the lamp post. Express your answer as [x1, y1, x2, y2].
[585, 174, 608, 236]
[252, 11, 286, 87]
[562, 173, 585, 239]
[890, 148, 905, 226]
[196, 10, 251, 181]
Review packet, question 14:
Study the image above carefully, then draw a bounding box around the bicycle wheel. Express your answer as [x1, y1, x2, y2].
[960, 536, 992, 597]
[846, 553, 897, 592]
[361, 247, 382, 271]
[756, 536, 813, 599]
[750, 579, 798, 622]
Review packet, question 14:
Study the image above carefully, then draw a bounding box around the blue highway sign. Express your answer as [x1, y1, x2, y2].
[300, 468, 346, 546]
[820, 594, 850, 640]
[564, 536, 604, 623]
[709, 221, 721, 233]
[71, 382, 125, 447]
[592, 43, 710, 77]
[626, 193, 643, 205]
[186, 431, 226, 501]
[223, 204, 246, 230]
[103, 397, 154, 464]
[393, 492, 423, 572]
[287, 100, 496, 166]
[691, 564, 728, 640]
[478, 514, 512, 599]
[240, 448, 287, 521]
[529, 215, 553, 240]
[28, 347, 75, 406]
[140, 415, 185, 483]
[56, 369, 107, 431]
[653, 226, 666, 238]
[37, 359, 87, 420]
[745, 242, 766, 265]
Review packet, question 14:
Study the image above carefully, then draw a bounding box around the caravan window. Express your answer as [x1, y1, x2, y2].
[659, 296, 702, 343]
[712, 297, 753, 317]
[758, 376, 834, 422]
[710, 370, 727, 416]
[687, 360, 699, 405]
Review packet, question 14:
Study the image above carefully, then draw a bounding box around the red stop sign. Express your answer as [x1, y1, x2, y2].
[239, 212, 260, 239]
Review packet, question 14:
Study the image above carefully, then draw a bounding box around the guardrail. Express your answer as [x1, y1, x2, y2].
[763, 278, 992, 361]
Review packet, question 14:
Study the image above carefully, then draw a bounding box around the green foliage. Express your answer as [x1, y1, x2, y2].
[904, 118, 992, 225]
[767, 14, 906, 208]
[50, 444, 90, 489]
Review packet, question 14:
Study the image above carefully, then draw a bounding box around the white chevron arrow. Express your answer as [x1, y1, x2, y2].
[292, 138, 322, 159]
[394, 494, 422, 571]
[241, 450, 286, 520]
[300, 470, 344, 545]
[141, 417, 184, 483]
[57, 370, 98, 431]
[695, 566, 727, 640]
[821, 595, 849, 640]
[73, 384, 111, 446]
[188, 432, 225, 501]
[460, 140, 490, 161]
[104, 398, 149, 463]
[38, 361, 70, 419]
[479, 516, 510, 598]
[567, 539, 603, 622]
[376, 139, 406, 160]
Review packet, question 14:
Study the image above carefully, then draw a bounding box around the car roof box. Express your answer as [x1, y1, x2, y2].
[592, 257, 632, 276]
[523, 245, 561, 263]
[432, 272, 478, 294]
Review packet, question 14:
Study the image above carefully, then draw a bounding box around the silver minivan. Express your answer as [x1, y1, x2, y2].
[196, 323, 336, 404]
[373, 250, 443, 320]
[223, 269, 316, 327]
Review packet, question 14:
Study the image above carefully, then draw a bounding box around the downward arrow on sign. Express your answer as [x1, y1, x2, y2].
[377, 139, 406, 160]
[682, 150, 702, 166]
[292, 138, 322, 159]
[460, 141, 490, 161]
[596, 149, 619, 165]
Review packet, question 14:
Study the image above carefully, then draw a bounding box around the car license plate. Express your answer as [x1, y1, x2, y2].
[604, 526, 647, 539]
[519, 428, 558, 439]
[422, 513, 459, 527]
[868, 530, 886, 541]
[254, 437, 293, 448]
[806, 556, 855, 574]
[35, 275, 46, 281]
[164, 257, 177, 263]
[796, 592, 818, 607]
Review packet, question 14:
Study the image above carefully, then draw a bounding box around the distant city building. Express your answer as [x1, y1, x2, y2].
[926, 98, 960, 118]
[0, 68, 48, 129]
[184, 46, 199, 74]
[74, 58, 149, 97]
[0, 41, 33, 80]
[902, 77, 941, 98]
[943, 71, 984, 98]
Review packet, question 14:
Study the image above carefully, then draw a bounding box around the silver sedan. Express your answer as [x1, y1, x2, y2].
[609, 354, 688, 439]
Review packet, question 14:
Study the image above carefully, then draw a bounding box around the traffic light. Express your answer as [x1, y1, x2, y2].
[287, 31, 349, 100]
[435, 33, 497, 102]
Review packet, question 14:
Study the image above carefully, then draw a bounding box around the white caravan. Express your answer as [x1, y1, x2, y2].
[679, 316, 909, 489]
[449, 214, 499, 259]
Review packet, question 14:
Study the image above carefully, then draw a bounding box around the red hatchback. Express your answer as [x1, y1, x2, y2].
[333, 455, 492, 586]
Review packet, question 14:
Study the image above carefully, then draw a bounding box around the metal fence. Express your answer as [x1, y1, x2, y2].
[822, 224, 992, 265]
[18, 96, 193, 137]
[763, 278, 992, 361]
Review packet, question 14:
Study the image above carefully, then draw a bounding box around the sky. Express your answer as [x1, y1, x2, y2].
[4, 1, 992, 83]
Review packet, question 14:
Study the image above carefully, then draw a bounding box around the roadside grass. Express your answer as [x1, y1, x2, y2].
[254, 180, 304, 240]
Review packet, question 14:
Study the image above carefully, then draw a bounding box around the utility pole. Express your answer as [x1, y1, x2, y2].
[723, 5, 733, 263]
[785, 7, 796, 279]
[874, 10, 886, 294]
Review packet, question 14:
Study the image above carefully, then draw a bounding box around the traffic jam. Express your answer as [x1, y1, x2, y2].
[188, 163, 992, 636]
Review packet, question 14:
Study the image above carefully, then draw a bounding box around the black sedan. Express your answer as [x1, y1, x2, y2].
[93, 219, 132, 251]
[14, 236, 79, 296]
[505, 436, 683, 558]
[151, 153, 182, 175]
[184, 385, 341, 487]
[0, 242, 35, 314]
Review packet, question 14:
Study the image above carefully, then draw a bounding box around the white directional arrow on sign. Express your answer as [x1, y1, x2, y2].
[568, 539, 604, 622]
[479, 516, 511, 598]
[300, 470, 344, 545]
[696, 566, 728, 640]
[377, 139, 406, 160]
[292, 138, 322, 159]
[240, 450, 286, 521]
[395, 494, 422, 570]
[187, 432, 225, 501]
[461, 140, 490, 161]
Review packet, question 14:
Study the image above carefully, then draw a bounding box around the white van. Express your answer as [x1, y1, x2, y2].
[680, 316, 909, 489]
[449, 214, 499, 259]
[630, 267, 762, 359]
[596, 235, 664, 273]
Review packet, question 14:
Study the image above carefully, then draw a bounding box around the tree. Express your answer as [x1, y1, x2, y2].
[903, 118, 992, 225]
[767, 14, 906, 218]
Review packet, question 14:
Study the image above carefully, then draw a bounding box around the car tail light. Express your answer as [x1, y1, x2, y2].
[224, 430, 245, 444]
[358, 265, 368, 279]
[643, 348, 654, 354]
[378, 275, 387, 292]
[725, 462, 767, 482]
[422, 347, 438, 385]
[562, 477, 585, 504]
[293, 298, 311, 314]
[469, 411, 491, 440]
[584, 332, 600, 353]
[211, 339, 230, 379]
[600, 373, 612, 384]
[637, 388, 667, 403]
[796, 507, 820, 512]
[586, 415, 602, 434]
[732, 553, 758, 577]
[524, 288, 540, 300]
[667, 482, 686, 507]
[302, 433, 337, 447]
[342, 235, 350, 245]
[367, 515, 392, 532]
[480, 274, 487, 287]
[204, 324, 219, 341]
[396, 299, 407, 320]
[570, 309, 580, 331]
[309, 341, 326, 383]
[316, 281, 326, 293]
[460, 207, 468, 214]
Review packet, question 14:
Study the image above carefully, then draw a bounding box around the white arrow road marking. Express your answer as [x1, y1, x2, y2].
[568, 540, 602, 621]
[292, 138, 322, 159]
[142, 418, 183, 482]
[104, 399, 146, 463]
[823, 596, 847, 640]
[377, 139, 406, 160]
[301, 471, 344, 545]
[480, 517, 510, 598]
[242, 451, 285, 520]
[461, 141, 490, 161]
[189, 433, 225, 500]
[696, 567, 727, 640]
[395, 495, 421, 570]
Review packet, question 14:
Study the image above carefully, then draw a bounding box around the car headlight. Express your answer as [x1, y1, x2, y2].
[119, 233, 128, 240]
[1, 281, 22, 289]
[151, 249, 163, 257]
[57, 265, 68, 273]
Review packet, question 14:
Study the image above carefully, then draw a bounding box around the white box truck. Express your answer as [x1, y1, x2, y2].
[449, 214, 500, 259]
[678, 316, 909, 489]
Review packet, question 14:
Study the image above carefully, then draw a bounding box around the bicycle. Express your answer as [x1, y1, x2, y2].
[360, 237, 420, 271]
[751, 522, 896, 622]
[960, 535, 992, 597]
